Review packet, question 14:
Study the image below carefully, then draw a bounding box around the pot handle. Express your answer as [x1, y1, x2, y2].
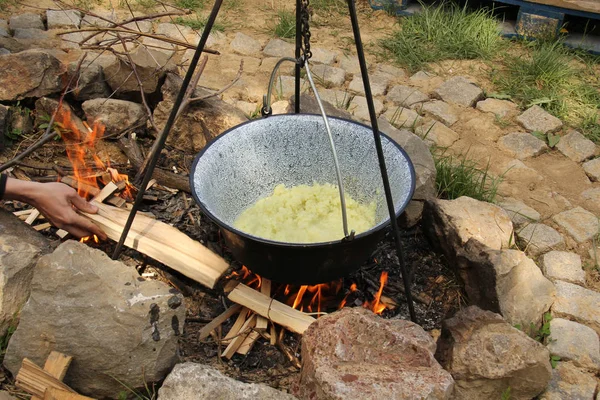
[261, 57, 298, 117]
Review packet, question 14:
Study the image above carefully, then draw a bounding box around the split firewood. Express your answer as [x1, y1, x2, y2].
[80, 202, 229, 289]
[270, 324, 277, 346]
[237, 329, 261, 355]
[256, 278, 271, 330]
[34, 223, 52, 232]
[16, 359, 75, 399]
[198, 304, 242, 341]
[31, 352, 74, 400]
[222, 307, 250, 345]
[222, 314, 257, 359]
[92, 182, 118, 203]
[25, 210, 41, 225]
[60, 177, 100, 197]
[228, 283, 316, 334]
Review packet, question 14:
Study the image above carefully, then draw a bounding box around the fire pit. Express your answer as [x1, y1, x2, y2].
[190, 114, 415, 284]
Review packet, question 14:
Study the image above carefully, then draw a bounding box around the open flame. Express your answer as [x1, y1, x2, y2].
[363, 271, 389, 315]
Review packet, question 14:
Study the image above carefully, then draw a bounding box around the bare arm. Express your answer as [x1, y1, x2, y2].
[4, 177, 107, 240]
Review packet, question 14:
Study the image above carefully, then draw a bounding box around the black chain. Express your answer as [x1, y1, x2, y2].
[300, 0, 312, 63]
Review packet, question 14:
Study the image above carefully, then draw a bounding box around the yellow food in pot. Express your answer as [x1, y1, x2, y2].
[233, 183, 376, 243]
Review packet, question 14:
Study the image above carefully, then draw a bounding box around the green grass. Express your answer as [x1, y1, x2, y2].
[175, 0, 205, 10]
[174, 16, 226, 32]
[434, 151, 502, 203]
[310, 0, 347, 13]
[273, 10, 295, 39]
[380, 2, 503, 72]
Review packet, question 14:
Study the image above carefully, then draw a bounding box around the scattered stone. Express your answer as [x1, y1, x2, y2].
[547, 318, 600, 371]
[275, 75, 307, 99]
[316, 89, 352, 109]
[122, 20, 152, 33]
[309, 47, 337, 65]
[418, 100, 458, 126]
[476, 98, 518, 118]
[0, 210, 51, 336]
[498, 197, 541, 227]
[376, 63, 406, 80]
[409, 70, 435, 83]
[433, 76, 483, 107]
[347, 73, 389, 96]
[456, 240, 555, 327]
[539, 362, 598, 400]
[347, 95, 384, 121]
[423, 196, 513, 263]
[387, 84, 429, 107]
[35, 97, 87, 135]
[415, 120, 459, 148]
[553, 280, 600, 335]
[60, 32, 87, 49]
[155, 73, 248, 153]
[382, 106, 422, 129]
[553, 207, 599, 243]
[270, 100, 290, 115]
[583, 158, 600, 182]
[81, 11, 115, 27]
[262, 38, 294, 57]
[436, 306, 552, 400]
[46, 9, 81, 29]
[155, 22, 192, 40]
[338, 54, 360, 75]
[8, 106, 33, 137]
[517, 105, 563, 133]
[516, 223, 565, 257]
[294, 308, 454, 400]
[230, 32, 262, 56]
[542, 251, 585, 285]
[308, 64, 346, 87]
[4, 241, 186, 398]
[290, 93, 352, 120]
[582, 187, 600, 204]
[258, 57, 295, 76]
[159, 363, 297, 400]
[103, 46, 175, 95]
[555, 130, 596, 162]
[141, 37, 176, 57]
[0, 19, 8, 38]
[82, 98, 147, 136]
[498, 132, 548, 160]
[9, 13, 44, 30]
[12, 28, 49, 40]
[235, 100, 258, 117]
[0, 49, 66, 101]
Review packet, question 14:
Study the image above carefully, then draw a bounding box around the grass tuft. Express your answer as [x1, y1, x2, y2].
[380, 2, 502, 72]
[273, 10, 295, 39]
[434, 151, 502, 203]
[174, 0, 205, 10]
[174, 15, 226, 32]
[310, 0, 347, 13]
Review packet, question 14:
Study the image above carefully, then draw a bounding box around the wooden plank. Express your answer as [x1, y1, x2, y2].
[222, 314, 256, 359]
[270, 324, 277, 346]
[25, 209, 41, 225]
[56, 230, 69, 239]
[106, 196, 126, 208]
[43, 352, 73, 381]
[34, 223, 52, 231]
[16, 359, 75, 399]
[44, 388, 95, 400]
[222, 308, 250, 344]
[256, 279, 271, 330]
[236, 330, 260, 355]
[92, 182, 118, 203]
[81, 202, 229, 289]
[60, 177, 100, 197]
[522, 0, 600, 13]
[228, 284, 315, 335]
[13, 209, 33, 216]
[198, 304, 242, 341]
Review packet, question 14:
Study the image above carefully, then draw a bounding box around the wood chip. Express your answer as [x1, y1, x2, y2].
[222, 314, 256, 359]
[222, 307, 250, 344]
[256, 278, 271, 330]
[198, 304, 242, 341]
[33, 223, 51, 232]
[25, 209, 41, 225]
[236, 330, 260, 355]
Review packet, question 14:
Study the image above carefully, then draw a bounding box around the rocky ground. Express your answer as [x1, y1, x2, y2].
[0, 0, 598, 399]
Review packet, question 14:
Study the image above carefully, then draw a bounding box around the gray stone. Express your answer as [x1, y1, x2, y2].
[516, 223, 565, 257]
[309, 47, 337, 65]
[582, 187, 600, 204]
[294, 308, 454, 400]
[60, 32, 86, 49]
[290, 93, 352, 120]
[46, 9, 81, 29]
[0, 210, 51, 336]
[542, 251, 585, 285]
[423, 197, 513, 264]
[415, 120, 459, 148]
[0, 19, 7, 30]
[553, 280, 600, 335]
[583, 158, 600, 182]
[8, 106, 33, 137]
[476, 98, 518, 118]
[553, 207, 599, 243]
[122, 20, 152, 33]
[82, 98, 147, 136]
[376, 63, 406, 80]
[317, 89, 352, 109]
[35, 97, 87, 135]
[158, 363, 297, 400]
[275, 75, 308, 99]
[387, 84, 429, 107]
[230, 32, 262, 56]
[498, 132, 549, 160]
[338, 54, 361, 75]
[235, 100, 259, 117]
[155, 22, 193, 40]
[0, 49, 9, 55]
[517, 105, 563, 133]
[0, 27, 8, 38]
[262, 38, 294, 57]
[68, 54, 113, 101]
[270, 100, 290, 115]
[436, 306, 552, 400]
[433, 76, 483, 107]
[0, 49, 65, 101]
[418, 100, 458, 126]
[539, 362, 598, 400]
[258, 57, 295, 76]
[382, 106, 422, 129]
[547, 318, 600, 371]
[309, 64, 346, 87]
[4, 241, 186, 398]
[456, 240, 555, 327]
[498, 197, 541, 227]
[348, 73, 389, 96]
[141, 37, 176, 57]
[555, 130, 597, 162]
[9, 13, 44, 30]
[348, 95, 383, 121]
[81, 11, 115, 28]
[12, 28, 49, 40]
[409, 70, 435, 83]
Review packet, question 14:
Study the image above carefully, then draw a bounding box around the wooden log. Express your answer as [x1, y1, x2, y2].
[228, 284, 316, 334]
[256, 278, 271, 330]
[92, 182, 118, 203]
[44, 388, 95, 400]
[16, 359, 75, 399]
[222, 314, 256, 359]
[222, 307, 250, 344]
[237, 330, 260, 355]
[270, 323, 277, 346]
[198, 304, 242, 341]
[60, 177, 100, 197]
[80, 202, 229, 289]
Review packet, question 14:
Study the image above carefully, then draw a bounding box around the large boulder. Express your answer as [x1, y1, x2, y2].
[0, 49, 66, 101]
[4, 241, 185, 398]
[158, 363, 298, 399]
[82, 98, 147, 136]
[436, 306, 552, 400]
[67, 54, 113, 101]
[0, 209, 51, 335]
[154, 73, 248, 153]
[455, 239, 555, 327]
[423, 196, 513, 263]
[293, 307, 454, 400]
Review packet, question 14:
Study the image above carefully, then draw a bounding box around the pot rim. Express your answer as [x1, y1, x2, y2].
[189, 113, 416, 248]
